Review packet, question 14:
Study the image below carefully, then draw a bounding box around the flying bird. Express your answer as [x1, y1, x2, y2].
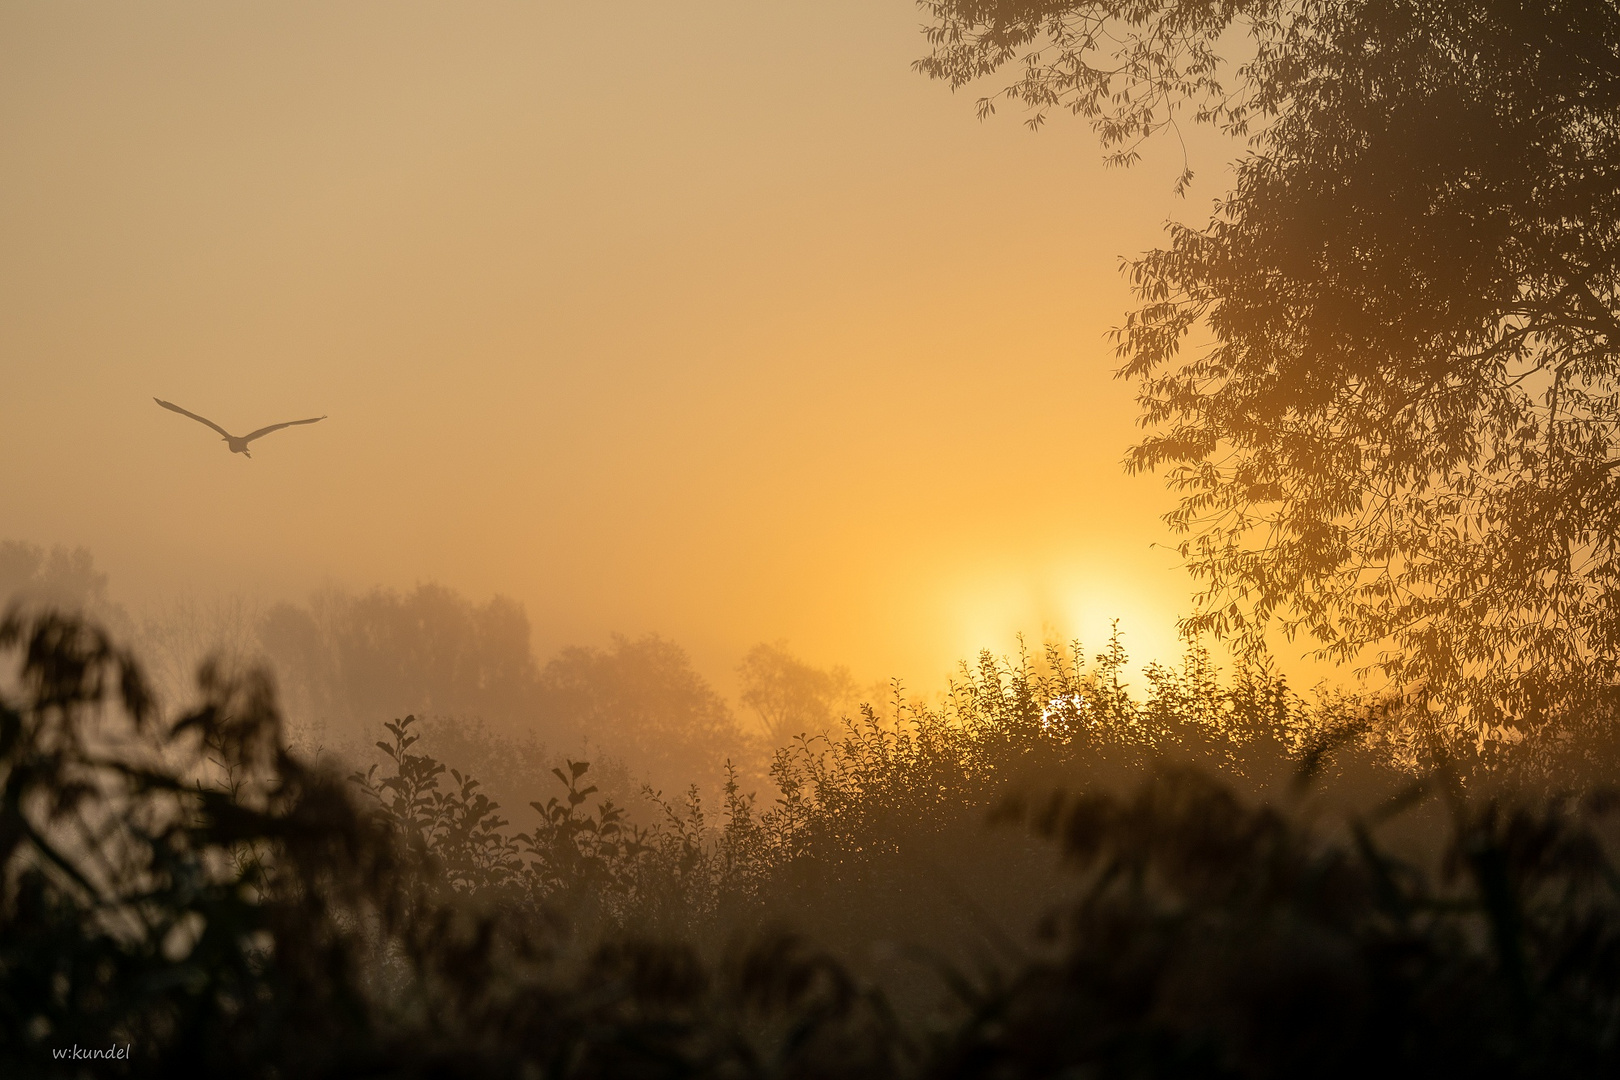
[154, 398, 326, 458]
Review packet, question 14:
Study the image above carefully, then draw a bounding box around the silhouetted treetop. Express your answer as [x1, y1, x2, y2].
[258, 583, 542, 726]
[737, 642, 854, 746]
[916, 0, 1294, 187]
[919, 0, 1620, 731]
[541, 634, 743, 793]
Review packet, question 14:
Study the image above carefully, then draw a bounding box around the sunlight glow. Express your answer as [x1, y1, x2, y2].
[944, 565, 1185, 679]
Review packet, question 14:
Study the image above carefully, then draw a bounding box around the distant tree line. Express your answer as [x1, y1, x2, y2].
[258, 585, 859, 802]
[0, 540, 114, 619]
[1, 541, 862, 809]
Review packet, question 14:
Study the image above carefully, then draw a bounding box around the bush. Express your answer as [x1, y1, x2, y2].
[7, 611, 1620, 1077]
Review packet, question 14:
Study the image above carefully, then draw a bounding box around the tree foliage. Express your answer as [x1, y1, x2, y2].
[919, 0, 1620, 731]
[915, 0, 1295, 187]
[0, 540, 117, 622]
[258, 583, 543, 728]
[541, 633, 745, 795]
[258, 585, 745, 800]
[737, 643, 854, 746]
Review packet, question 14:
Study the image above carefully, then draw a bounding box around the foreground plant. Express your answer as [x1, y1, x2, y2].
[6, 611, 1620, 1078]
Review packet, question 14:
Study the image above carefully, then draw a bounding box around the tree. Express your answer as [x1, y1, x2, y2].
[540, 633, 743, 794]
[258, 583, 543, 730]
[0, 539, 114, 616]
[918, 0, 1620, 735]
[737, 642, 855, 746]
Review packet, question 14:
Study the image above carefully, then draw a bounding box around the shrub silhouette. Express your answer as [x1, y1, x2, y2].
[0, 612, 908, 1078]
[6, 610, 1620, 1077]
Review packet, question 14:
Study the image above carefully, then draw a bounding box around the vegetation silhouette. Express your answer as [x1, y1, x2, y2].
[738, 642, 856, 747]
[0, 541, 111, 614]
[918, 0, 1620, 740]
[259, 584, 746, 805]
[6, 609, 1620, 1076]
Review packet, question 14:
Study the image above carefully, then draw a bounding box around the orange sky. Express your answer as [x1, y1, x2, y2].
[0, 1, 1309, 693]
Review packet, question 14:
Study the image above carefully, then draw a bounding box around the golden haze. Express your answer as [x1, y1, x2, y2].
[0, 1, 1287, 691]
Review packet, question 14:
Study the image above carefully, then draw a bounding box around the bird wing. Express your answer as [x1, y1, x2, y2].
[154, 398, 234, 439]
[241, 415, 327, 443]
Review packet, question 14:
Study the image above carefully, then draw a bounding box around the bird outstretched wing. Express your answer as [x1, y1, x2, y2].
[241, 416, 327, 444]
[154, 398, 234, 439]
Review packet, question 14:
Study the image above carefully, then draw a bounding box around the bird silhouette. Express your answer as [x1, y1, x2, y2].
[154, 398, 326, 458]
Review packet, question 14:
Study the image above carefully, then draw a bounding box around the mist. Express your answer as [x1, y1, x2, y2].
[0, 0, 1203, 695]
[8, 1, 1620, 1077]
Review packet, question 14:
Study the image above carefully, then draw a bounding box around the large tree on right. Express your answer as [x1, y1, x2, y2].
[920, 0, 1620, 735]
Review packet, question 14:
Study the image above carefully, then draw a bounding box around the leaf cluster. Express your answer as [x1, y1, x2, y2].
[12, 613, 1620, 1077]
[917, 0, 1620, 732]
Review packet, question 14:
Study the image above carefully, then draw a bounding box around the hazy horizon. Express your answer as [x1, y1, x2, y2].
[0, 1, 1318, 703]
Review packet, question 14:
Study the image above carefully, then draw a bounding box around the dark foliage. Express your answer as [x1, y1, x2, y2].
[918, 0, 1620, 735]
[0, 612, 906, 1079]
[6, 612, 1620, 1077]
[952, 772, 1620, 1077]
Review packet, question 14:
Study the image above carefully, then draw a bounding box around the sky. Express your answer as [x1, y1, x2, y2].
[0, 0, 1290, 693]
